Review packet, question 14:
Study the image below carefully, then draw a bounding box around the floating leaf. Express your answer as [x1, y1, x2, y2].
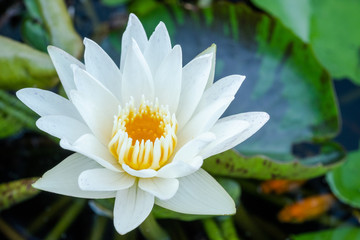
[327, 147, 360, 208]
[292, 227, 360, 240]
[0, 36, 58, 89]
[0, 177, 39, 211]
[203, 142, 344, 180]
[251, 0, 360, 84]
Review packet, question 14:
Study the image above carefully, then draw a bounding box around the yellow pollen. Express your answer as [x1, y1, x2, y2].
[108, 97, 178, 171]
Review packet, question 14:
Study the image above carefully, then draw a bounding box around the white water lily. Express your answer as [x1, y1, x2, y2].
[17, 14, 269, 234]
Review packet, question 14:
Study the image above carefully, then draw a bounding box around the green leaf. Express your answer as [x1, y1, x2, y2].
[101, 0, 130, 7]
[0, 178, 39, 211]
[35, 0, 83, 58]
[203, 142, 344, 180]
[22, 0, 50, 52]
[0, 90, 37, 138]
[251, 0, 360, 84]
[0, 36, 57, 89]
[125, 1, 341, 179]
[326, 146, 360, 208]
[291, 227, 360, 240]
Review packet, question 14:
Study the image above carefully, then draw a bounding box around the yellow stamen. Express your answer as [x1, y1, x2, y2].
[108, 97, 177, 170]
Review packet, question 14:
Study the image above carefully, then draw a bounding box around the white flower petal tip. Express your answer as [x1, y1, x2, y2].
[156, 169, 236, 215]
[114, 185, 154, 234]
[78, 169, 135, 191]
[139, 178, 179, 200]
[33, 154, 116, 199]
[122, 164, 158, 178]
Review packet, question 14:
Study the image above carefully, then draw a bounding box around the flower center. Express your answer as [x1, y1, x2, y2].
[108, 97, 178, 170]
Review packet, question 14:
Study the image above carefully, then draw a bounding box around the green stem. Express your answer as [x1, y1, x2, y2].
[218, 216, 241, 240]
[28, 196, 72, 233]
[44, 199, 86, 240]
[0, 217, 25, 240]
[202, 218, 224, 240]
[90, 215, 108, 240]
[139, 212, 170, 240]
[234, 204, 267, 240]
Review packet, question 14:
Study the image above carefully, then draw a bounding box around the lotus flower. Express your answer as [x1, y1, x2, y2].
[17, 14, 269, 234]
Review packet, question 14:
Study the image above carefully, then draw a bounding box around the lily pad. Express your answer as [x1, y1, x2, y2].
[251, 0, 360, 84]
[326, 146, 360, 208]
[292, 227, 360, 240]
[120, 1, 341, 178]
[203, 142, 344, 180]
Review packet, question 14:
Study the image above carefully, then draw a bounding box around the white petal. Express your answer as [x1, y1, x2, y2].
[178, 96, 234, 142]
[36, 115, 90, 144]
[33, 153, 116, 199]
[120, 14, 148, 72]
[16, 88, 82, 120]
[79, 168, 135, 191]
[153, 45, 182, 113]
[173, 132, 215, 163]
[122, 163, 157, 178]
[156, 156, 203, 179]
[210, 112, 270, 152]
[122, 39, 154, 106]
[139, 178, 179, 200]
[176, 53, 213, 128]
[60, 134, 122, 172]
[144, 22, 172, 75]
[70, 88, 116, 146]
[196, 75, 245, 112]
[83, 38, 122, 98]
[114, 184, 154, 234]
[202, 119, 250, 159]
[197, 44, 217, 89]
[47, 46, 84, 98]
[156, 168, 235, 215]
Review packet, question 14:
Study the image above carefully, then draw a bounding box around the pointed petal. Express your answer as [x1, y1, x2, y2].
[176, 53, 213, 128]
[70, 85, 117, 145]
[209, 112, 270, 154]
[122, 39, 154, 106]
[16, 88, 82, 120]
[33, 153, 116, 198]
[122, 164, 157, 178]
[178, 96, 234, 142]
[47, 46, 84, 98]
[156, 156, 203, 179]
[83, 38, 122, 98]
[120, 14, 148, 72]
[60, 134, 122, 172]
[201, 119, 250, 158]
[156, 169, 235, 215]
[196, 75, 245, 112]
[79, 168, 135, 191]
[173, 132, 215, 163]
[114, 185, 154, 234]
[36, 115, 91, 143]
[144, 22, 172, 75]
[153, 45, 182, 113]
[197, 44, 216, 89]
[139, 178, 179, 200]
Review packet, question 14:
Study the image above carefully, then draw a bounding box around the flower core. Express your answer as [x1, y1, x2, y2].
[109, 97, 178, 170]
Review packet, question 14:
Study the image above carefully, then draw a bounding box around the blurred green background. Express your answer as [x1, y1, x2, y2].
[0, 0, 360, 239]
